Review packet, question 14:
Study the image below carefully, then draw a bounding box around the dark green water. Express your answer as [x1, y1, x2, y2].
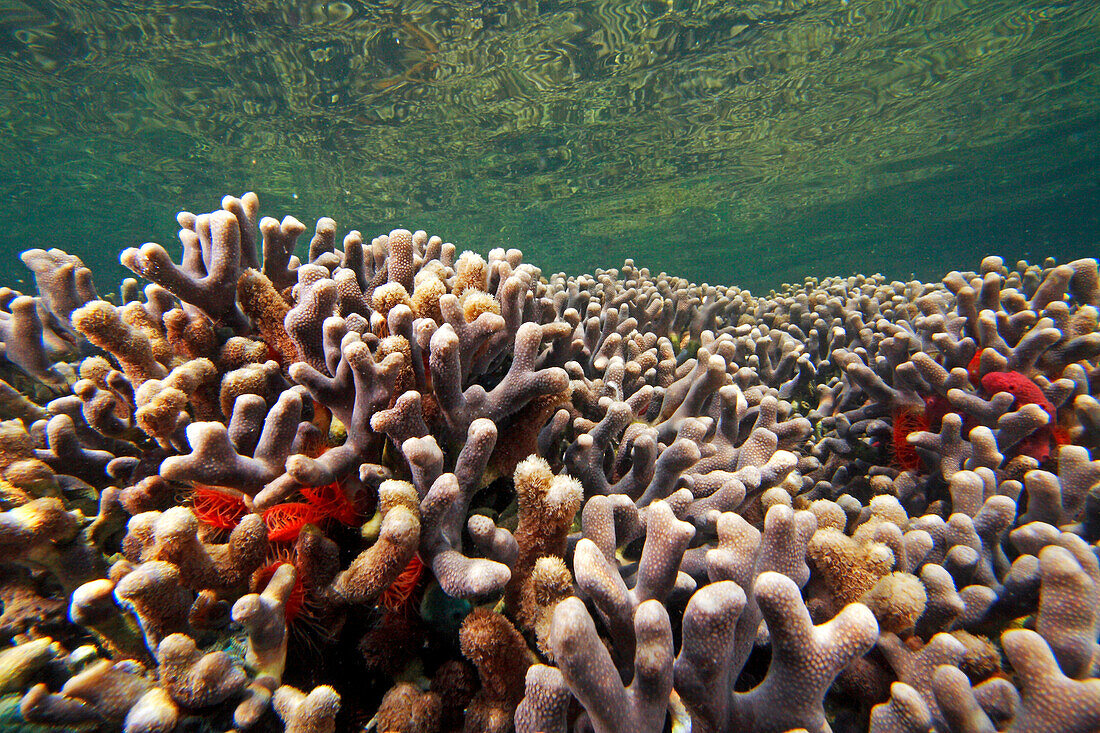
[1, 0, 1096, 294]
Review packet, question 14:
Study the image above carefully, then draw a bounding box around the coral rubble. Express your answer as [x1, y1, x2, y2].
[0, 196, 1096, 732]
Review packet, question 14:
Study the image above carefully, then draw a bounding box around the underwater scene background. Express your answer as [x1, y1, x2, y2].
[1, 2, 1100, 733]
[1, 0, 1097, 291]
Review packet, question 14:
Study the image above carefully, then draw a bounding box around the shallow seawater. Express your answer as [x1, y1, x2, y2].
[2, 5, 1100, 732]
[0, 0, 1097, 290]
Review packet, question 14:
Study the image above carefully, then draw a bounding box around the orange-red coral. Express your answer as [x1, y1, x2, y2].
[263, 503, 322, 542]
[380, 553, 425, 613]
[253, 560, 305, 622]
[891, 405, 928, 472]
[981, 370, 1063, 461]
[301, 481, 360, 526]
[191, 486, 248, 530]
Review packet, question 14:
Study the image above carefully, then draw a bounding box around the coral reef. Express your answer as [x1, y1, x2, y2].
[0, 196, 1096, 732]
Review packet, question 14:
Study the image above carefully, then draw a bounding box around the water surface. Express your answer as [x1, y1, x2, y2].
[0, 0, 1096, 292]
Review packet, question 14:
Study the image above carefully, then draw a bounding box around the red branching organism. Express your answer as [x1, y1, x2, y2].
[263, 502, 322, 542]
[967, 348, 984, 386]
[301, 481, 361, 526]
[891, 404, 929, 472]
[981, 370, 1061, 461]
[191, 486, 249, 530]
[981, 370, 1055, 415]
[923, 394, 955, 432]
[380, 553, 425, 613]
[253, 559, 306, 622]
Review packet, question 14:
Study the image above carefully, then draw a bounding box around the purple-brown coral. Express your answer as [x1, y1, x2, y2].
[0, 196, 1095, 732]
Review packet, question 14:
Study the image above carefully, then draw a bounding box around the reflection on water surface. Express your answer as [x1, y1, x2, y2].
[0, 1, 1096, 289]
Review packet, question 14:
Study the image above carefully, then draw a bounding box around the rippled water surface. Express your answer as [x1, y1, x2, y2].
[0, 1, 1096, 291]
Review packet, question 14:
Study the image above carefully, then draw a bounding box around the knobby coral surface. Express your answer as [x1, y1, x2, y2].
[0, 197, 1096, 732]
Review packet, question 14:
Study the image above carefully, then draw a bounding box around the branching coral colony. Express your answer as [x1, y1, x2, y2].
[0, 192, 1097, 733]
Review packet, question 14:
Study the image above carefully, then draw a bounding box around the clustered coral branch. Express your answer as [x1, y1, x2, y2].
[0, 197, 1097, 732]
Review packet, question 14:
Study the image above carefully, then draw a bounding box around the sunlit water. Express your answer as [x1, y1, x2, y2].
[0, 0, 1096, 293]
